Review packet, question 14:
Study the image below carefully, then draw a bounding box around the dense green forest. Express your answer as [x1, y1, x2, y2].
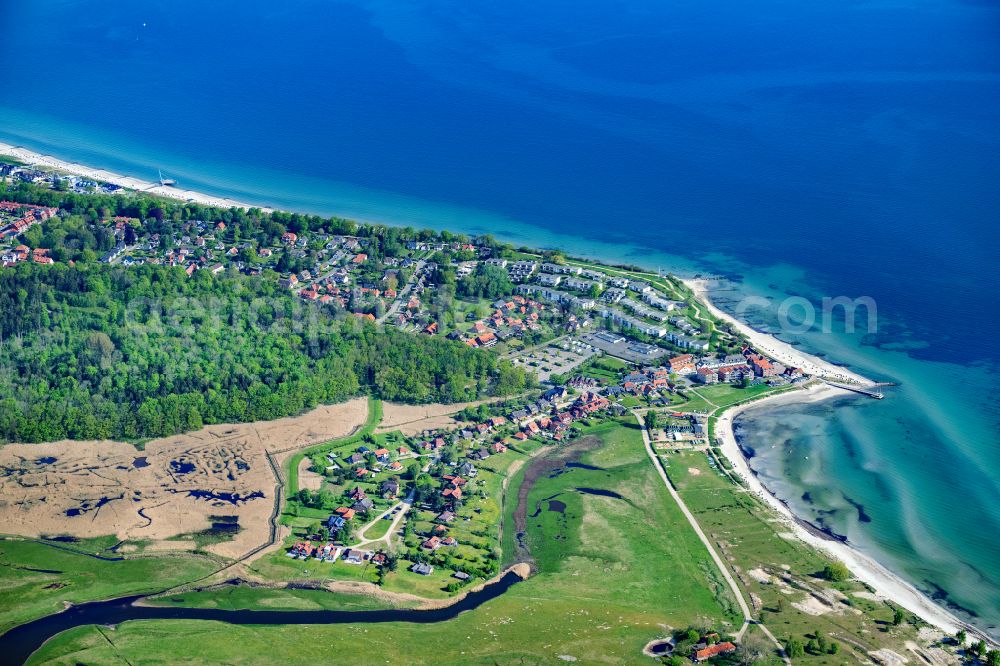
[0, 263, 533, 443]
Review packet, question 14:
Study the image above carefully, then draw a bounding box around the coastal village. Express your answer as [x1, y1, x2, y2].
[1, 160, 987, 666]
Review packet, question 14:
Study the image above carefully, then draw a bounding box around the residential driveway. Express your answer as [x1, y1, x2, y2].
[352, 492, 414, 549]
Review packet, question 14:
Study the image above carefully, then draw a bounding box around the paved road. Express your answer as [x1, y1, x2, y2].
[353, 492, 414, 549]
[379, 260, 426, 324]
[633, 412, 790, 662]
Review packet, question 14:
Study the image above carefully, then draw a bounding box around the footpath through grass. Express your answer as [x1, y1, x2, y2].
[29, 420, 740, 665]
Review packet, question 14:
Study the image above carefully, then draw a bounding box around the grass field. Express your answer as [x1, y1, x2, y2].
[0, 537, 221, 634]
[575, 355, 630, 383]
[28, 421, 741, 665]
[146, 586, 417, 611]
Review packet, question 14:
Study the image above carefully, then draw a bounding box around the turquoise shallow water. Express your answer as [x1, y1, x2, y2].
[1, 0, 998, 637]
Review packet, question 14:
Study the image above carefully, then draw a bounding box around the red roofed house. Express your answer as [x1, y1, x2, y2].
[750, 355, 779, 377]
[693, 642, 736, 662]
[668, 354, 696, 374]
[476, 332, 497, 348]
[32, 248, 54, 265]
[696, 367, 720, 384]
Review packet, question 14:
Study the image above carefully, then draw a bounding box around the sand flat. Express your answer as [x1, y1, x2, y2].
[375, 401, 480, 436]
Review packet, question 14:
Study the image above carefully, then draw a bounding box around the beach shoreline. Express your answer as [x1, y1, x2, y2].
[683, 277, 876, 387]
[685, 279, 987, 640]
[714, 382, 982, 641]
[0, 142, 273, 213]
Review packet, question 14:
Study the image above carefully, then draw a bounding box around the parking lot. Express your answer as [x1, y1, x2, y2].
[511, 338, 600, 381]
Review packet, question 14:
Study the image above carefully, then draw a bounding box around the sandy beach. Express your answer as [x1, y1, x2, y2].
[715, 383, 979, 640]
[0, 142, 272, 213]
[684, 278, 875, 386]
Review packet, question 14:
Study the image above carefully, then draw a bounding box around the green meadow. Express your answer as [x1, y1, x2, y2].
[0, 537, 220, 634]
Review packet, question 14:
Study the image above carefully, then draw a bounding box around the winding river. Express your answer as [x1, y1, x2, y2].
[4, 571, 523, 664]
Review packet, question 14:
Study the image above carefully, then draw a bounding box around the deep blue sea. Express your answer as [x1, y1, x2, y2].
[1, 0, 998, 637]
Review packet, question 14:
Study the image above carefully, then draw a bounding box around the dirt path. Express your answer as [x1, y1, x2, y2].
[634, 411, 790, 663]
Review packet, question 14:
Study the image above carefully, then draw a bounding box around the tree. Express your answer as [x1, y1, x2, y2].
[972, 641, 987, 658]
[986, 649, 1000, 666]
[956, 629, 968, 644]
[644, 410, 658, 431]
[456, 264, 513, 300]
[892, 608, 905, 626]
[814, 629, 828, 653]
[736, 632, 772, 666]
[823, 561, 850, 582]
[784, 638, 805, 658]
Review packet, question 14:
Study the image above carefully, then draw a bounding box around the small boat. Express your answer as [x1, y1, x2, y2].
[158, 169, 176, 187]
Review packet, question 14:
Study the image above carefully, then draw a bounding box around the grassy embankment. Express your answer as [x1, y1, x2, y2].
[0, 535, 221, 635]
[150, 586, 405, 612]
[29, 420, 742, 664]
